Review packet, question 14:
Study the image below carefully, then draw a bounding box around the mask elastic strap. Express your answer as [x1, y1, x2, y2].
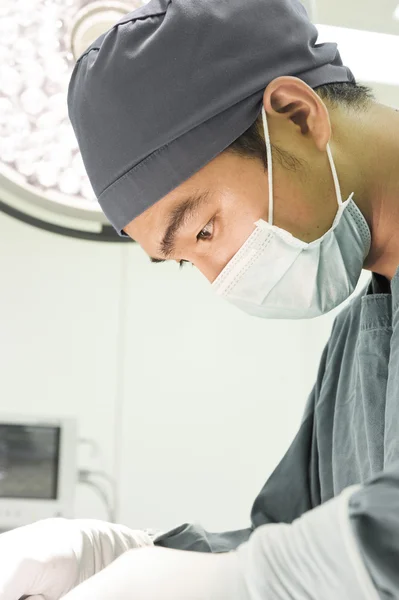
[263, 107, 345, 213]
[326, 143, 344, 207]
[261, 107, 274, 225]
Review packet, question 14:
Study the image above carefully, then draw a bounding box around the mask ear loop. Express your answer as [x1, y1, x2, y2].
[326, 143, 344, 207]
[263, 109, 346, 217]
[261, 107, 274, 225]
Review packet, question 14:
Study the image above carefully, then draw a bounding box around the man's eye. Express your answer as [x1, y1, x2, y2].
[197, 220, 214, 241]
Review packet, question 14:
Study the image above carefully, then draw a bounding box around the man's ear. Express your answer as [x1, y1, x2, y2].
[263, 76, 331, 152]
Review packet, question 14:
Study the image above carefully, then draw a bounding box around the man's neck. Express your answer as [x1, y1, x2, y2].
[337, 102, 399, 280]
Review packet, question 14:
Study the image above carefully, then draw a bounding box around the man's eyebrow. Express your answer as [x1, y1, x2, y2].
[158, 191, 210, 259]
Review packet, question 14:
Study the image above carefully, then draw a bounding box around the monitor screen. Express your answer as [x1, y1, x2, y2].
[0, 424, 60, 500]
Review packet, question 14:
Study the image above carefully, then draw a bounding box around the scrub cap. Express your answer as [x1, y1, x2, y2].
[67, 0, 355, 235]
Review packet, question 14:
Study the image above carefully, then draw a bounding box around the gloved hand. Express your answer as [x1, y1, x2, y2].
[60, 485, 378, 600]
[0, 517, 153, 600]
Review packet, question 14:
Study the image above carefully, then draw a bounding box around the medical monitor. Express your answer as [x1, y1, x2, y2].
[0, 414, 77, 530]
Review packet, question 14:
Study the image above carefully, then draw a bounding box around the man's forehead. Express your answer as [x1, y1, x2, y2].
[124, 189, 180, 249]
[125, 187, 212, 262]
[126, 152, 224, 231]
[125, 175, 197, 233]
[124, 204, 160, 245]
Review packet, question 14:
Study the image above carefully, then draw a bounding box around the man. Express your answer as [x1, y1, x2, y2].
[1, 0, 399, 598]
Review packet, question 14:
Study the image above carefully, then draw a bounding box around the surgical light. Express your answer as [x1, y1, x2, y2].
[0, 0, 148, 238]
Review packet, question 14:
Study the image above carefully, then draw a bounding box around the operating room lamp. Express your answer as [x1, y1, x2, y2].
[0, 0, 149, 240]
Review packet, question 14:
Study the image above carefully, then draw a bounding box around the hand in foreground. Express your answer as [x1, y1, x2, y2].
[0, 518, 153, 600]
[61, 486, 377, 600]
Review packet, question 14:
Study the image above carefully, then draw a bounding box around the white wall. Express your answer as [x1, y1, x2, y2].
[0, 209, 372, 532]
[117, 246, 371, 532]
[1, 72, 394, 531]
[0, 211, 124, 520]
[118, 246, 318, 532]
[0, 211, 319, 529]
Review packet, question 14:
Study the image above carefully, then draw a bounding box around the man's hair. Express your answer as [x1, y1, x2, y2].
[228, 82, 374, 168]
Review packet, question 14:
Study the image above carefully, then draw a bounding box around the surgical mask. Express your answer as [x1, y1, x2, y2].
[212, 107, 371, 319]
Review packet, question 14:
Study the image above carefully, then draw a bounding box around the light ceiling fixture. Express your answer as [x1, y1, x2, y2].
[0, 0, 148, 240]
[393, 3, 399, 20]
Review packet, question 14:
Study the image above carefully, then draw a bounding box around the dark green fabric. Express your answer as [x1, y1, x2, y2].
[349, 468, 399, 600]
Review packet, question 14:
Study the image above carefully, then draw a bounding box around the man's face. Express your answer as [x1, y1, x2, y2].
[125, 151, 271, 282]
[125, 152, 337, 283]
[125, 83, 338, 282]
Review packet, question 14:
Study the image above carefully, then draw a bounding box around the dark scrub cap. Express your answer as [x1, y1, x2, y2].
[67, 0, 355, 236]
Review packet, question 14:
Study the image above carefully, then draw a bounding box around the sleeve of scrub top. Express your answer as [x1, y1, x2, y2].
[349, 463, 399, 599]
[59, 485, 379, 600]
[154, 336, 331, 553]
[347, 273, 399, 599]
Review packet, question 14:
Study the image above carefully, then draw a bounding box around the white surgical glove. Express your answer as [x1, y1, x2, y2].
[0, 518, 153, 600]
[61, 486, 379, 600]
